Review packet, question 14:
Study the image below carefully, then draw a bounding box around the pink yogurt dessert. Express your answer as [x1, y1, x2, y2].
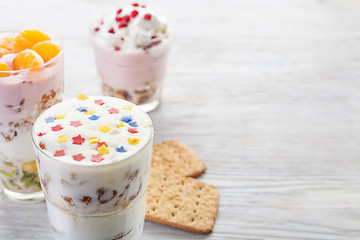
[90, 3, 172, 112]
[0, 30, 64, 201]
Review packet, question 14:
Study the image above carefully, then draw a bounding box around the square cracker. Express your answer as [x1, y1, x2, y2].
[146, 169, 219, 234]
[152, 140, 206, 177]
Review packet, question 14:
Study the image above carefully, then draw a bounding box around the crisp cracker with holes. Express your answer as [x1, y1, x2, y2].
[151, 140, 206, 177]
[146, 169, 219, 234]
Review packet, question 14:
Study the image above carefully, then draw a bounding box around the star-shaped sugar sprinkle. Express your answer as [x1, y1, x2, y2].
[77, 107, 87, 112]
[54, 149, 65, 157]
[98, 145, 110, 155]
[95, 99, 105, 105]
[89, 115, 100, 121]
[88, 137, 100, 144]
[55, 114, 66, 120]
[84, 109, 96, 115]
[77, 94, 88, 100]
[128, 127, 138, 134]
[127, 136, 140, 145]
[91, 154, 104, 163]
[51, 124, 63, 132]
[70, 121, 82, 127]
[72, 154, 85, 161]
[57, 135, 69, 144]
[96, 141, 108, 149]
[123, 105, 133, 111]
[121, 116, 132, 123]
[37, 132, 46, 137]
[116, 146, 127, 153]
[99, 125, 111, 133]
[116, 122, 125, 128]
[45, 116, 56, 123]
[108, 108, 119, 114]
[72, 134, 85, 145]
[128, 121, 138, 127]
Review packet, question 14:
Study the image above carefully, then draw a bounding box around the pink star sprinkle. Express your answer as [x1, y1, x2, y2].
[127, 127, 138, 134]
[108, 108, 119, 114]
[91, 154, 104, 163]
[72, 154, 85, 161]
[72, 134, 85, 145]
[70, 121, 82, 127]
[95, 99, 105, 105]
[51, 124, 63, 132]
[54, 149, 65, 157]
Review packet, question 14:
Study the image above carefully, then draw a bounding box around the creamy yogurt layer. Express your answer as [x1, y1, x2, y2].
[33, 94, 152, 166]
[92, 3, 170, 54]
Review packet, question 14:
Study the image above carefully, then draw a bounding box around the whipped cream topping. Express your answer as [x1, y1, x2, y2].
[92, 3, 171, 53]
[32, 95, 152, 166]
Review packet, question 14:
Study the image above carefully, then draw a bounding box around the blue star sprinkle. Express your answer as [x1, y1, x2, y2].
[77, 106, 88, 112]
[45, 116, 56, 123]
[128, 121, 138, 127]
[88, 115, 100, 121]
[121, 116, 132, 123]
[116, 146, 127, 153]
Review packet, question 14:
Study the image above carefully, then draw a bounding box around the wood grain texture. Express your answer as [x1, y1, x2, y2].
[1, 0, 360, 239]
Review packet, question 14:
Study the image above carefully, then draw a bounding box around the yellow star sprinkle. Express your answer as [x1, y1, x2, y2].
[123, 105, 133, 111]
[127, 136, 140, 145]
[55, 114, 66, 120]
[98, 145, 109, 155]
[84, 109, 96, 115]
[88, 137, 100, 144]
[99, 125, 111, 133]
[57, 135, 69, 144]
[77, 94, 88, 100]
[116, 122, 124, 128]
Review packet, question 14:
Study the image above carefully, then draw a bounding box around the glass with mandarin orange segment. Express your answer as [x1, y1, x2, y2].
[0, 29, 64, 202]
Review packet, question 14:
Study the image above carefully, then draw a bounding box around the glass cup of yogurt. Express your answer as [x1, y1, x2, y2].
[32, 94, 153, 240]
[0, 29, 64, 202]
[90, 3, 172, 112]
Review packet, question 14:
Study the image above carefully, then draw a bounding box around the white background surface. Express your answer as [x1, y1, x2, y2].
[1, 0, 360, 239]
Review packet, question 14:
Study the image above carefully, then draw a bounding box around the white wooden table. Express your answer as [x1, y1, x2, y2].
[1, 0, 360, 239]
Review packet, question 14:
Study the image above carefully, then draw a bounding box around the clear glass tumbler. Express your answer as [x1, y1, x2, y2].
[31, 97, 153, 240]
[0, 31, 64, 202]
[90, 29, 172, 113]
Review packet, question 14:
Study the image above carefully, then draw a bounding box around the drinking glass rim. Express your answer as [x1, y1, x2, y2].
[31, 97, 154, 168]
[0, 28, 64, 74]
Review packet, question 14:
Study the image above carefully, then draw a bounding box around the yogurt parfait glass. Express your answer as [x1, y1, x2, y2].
[0, 29, 64, 202]
[90, 3, 172, 112]
[32, 95, 153, 240]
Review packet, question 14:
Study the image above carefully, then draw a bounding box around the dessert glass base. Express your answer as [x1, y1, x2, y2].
[139, 99, 160, 113]
[47, 195, 145, 240]
[0, 158, 44, 202]
[3, 188, 44, 202]
[102, 82, 161, 112]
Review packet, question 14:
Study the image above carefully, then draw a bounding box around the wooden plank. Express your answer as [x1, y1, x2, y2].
[1, 0, 360, 239]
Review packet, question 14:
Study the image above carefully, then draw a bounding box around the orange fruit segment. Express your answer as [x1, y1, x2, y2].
[0, 36, 14, 57]
[12, 49, 44, 70]
[0, 59, 11, 77]
[12, 29, 51, 53]
[31, 40, 61, 63]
